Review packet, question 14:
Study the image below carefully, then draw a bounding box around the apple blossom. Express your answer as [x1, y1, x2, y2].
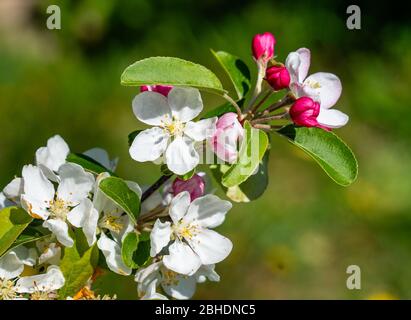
[252, 32, 275, 64]
[150, 191, 232, 275]
[141, 85, 173, 97]
[285, 48, 349, 128]
[289, 96, 321, 127]
[265, 65, 291, 91]
[172, 174, 205, 201]
[129, 87, 217, 175]
[210, 112, 244, 163]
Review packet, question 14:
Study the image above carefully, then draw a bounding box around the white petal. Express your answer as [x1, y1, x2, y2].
[129, 127, 170, 162]
[162, 240, 201, 276]
[132, 91, 171, 126]
[0, 251, 24, 280]
[184, 117, 217, 142]
[165, 136, 199, 175]
[150, 220, 172, 257]
[15, 265, 65, 293]
[167, 87, 203, 122]
[187, 228, 232, 265]
[125, 180, 142, 199]
[12, 246, 37, 267]
[317, 108, 349, 128]
[285, 48, 311, 84]
[169, 191, 191, 223]
[97, 232, 131, 276]
[184, 194, 232, 228]
[43, 219, 74, 247]
[35, 135, 70, 172]
[57, 163, 94, 205]
[67, 199, 98, 246]
[141, 278, 168, 300]
[195, 264, 220, 283]
[161, 273, 197, 300]
[0, 192, 13, 209]
[3, 177, 23, 202]
[38, 243, 61, 265]
[135, 261, 162, 284]
[83, 148, 118, 171]
[304, 72, 342, 109]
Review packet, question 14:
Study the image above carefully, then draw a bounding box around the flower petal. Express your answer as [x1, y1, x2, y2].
[195, 264, 220, 283]
[15, 265, 65, 293]
[0, 192, 13, 209]
[13, 246, 37, 267]
[163, 240, 201, 276]
[67, 199, 99, 246]
[57, 163, 94, 205]
[167, 87, 203, 122]
[38, 243, 61, 265]
[165, 136, 199, 175]
[169, 191, 191, 223]
[35, 135, 70, 172]
[184, 194, 232, 228]
[187, 228, 232, 265]
[184, 117, 217, 142]
[43, 219, 74, 247]
[83, 148, 118, 171]
[0, 251, 24, 280]
[97, 232, 131, 276]
[303, 72, 342, 109]
[3, 177, 23, 203]
[129, 127, 170, 162]
[161, 273, 197, 300]
[150, 219, 172, 257]
[285, 48, 311, 84]
[317, 108, 349, 128]
[132, 91, 171, 126]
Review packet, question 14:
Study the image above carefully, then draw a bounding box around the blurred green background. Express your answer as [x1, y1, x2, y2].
[1, 0, 410, 299]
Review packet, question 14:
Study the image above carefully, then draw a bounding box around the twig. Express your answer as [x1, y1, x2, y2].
[141, 174, 172, 202]
[246, 90, 273, 118]
[222, 93, 243, 119]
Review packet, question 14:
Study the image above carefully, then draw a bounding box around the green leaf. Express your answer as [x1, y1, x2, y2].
[121, 56, 226, 94]
[277, 125, 358, 186]
[0, 207, 32, 256]
[99, 177, 141, 224]
[222, 121, 269, 187]
[128, 130, 143, 147]
[67, 153, 115, 176]
[211, 50, 251, 100]
[121, 232, 151, 269]
[58, 231, 99, 299]
[179, 169, 195, 181]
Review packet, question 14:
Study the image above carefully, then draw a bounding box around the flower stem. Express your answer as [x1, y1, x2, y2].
[141, 174, 172, 202]
[222, 93, 243, 119]
[251, 112, 288, 124]
[245, 90, 273, 119]
[246, 63, 266, 111]
[260, 94, 294, 116]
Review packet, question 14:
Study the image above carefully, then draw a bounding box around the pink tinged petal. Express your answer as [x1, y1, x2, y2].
[316, 108, 349, 128]
[57, 163, 94, 205]
[252, 32, 276, 63]
[141, 85, 173, 97]
[304, 72, 342, 109]
[43, 219, 74, 247]
[132, 91, 171, 126]
[186, 228, 232, 265]
[150, 220, 172, 257]
[162, 240, 202, 276]
[15, 266, 65, 293]
[184, 194, 232, 228]
[67, 198, 98, 246]
[167, 87, 203, 122]
[129, 127, 170, 162]
[35, 135, 70, 172]
[169, 191, 191, 223]
[184, 117, 217, 142]
[165, 136, 199, 175]
[172, 174, 205, 201]
[161, 273, 197, 300]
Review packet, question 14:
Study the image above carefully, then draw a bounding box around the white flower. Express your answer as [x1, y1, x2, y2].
[129, 87, 217, 175]
[15, 265, 65, 295]
[83, 148, 119, 172]
[36, 135, 70, 181]
[150, 191, 232, 275]
[20, 163, 95, 247]
[286, 48, 349, 128]
[97, 232, 131, 276]
[135, 261, 219, 300]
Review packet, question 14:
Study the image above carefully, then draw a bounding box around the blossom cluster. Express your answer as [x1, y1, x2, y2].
[0, 31, 353, 300]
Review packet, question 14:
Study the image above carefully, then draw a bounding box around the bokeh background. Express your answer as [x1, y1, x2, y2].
[1, 0, 410, 299]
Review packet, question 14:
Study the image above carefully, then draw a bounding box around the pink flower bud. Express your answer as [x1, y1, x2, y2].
[252, 32, 276, 63]
[172, 174, 205, 201]
[265, 66, 290, 90]
[289, 97, 320, 127]
[140, 85, 173, 97]
[210, 112, 244, 163]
